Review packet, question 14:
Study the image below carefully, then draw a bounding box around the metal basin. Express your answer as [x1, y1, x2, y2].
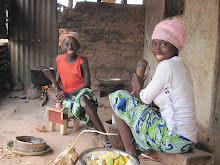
[79, 147, 140, 165]
[13, 136, 47, 152]
[96, 78, 125, 86]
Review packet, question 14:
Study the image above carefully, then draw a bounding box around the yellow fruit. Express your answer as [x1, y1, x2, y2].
[113, 159, 119, 165]
[123, 156, 130, 163]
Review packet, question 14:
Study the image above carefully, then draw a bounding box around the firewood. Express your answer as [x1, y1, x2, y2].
[131, 59, 148, 97]
[40, 93, 48, 107]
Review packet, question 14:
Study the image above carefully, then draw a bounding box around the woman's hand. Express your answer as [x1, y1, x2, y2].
[56, 91, 69, 101]
[131, 73, 144, 97]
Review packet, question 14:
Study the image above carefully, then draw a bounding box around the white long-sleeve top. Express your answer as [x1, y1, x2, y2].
[140, 56, 198, 143]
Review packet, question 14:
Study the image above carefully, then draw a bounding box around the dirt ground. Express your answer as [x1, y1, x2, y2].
[0, 90, 163, 165]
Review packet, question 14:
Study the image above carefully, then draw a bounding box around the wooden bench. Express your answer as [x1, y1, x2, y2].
[157, 148, 214, 165]
[45, 105, 80, 135]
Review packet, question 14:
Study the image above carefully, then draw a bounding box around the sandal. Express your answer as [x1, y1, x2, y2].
[86, 126, 98, 135]
[87, 126, 97, 131]
[101, 141, 112, 148]
[138, 153, 159, 161]
[86, 121, 98, 134]
[86, 120, 97, 130]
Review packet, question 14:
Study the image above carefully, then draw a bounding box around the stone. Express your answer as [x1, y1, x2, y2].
[13, 78, 24, 91]
[26, 84, 42, 100]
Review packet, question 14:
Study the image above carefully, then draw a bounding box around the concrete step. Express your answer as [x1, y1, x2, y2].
[157, 148, 214, 165]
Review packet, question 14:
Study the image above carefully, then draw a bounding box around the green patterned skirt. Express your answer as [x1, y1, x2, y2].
[109, 90, 194, 153]
[61, 88, 98, 123]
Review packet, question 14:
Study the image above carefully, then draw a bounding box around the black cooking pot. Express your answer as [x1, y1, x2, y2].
[30, 66, 54, 86]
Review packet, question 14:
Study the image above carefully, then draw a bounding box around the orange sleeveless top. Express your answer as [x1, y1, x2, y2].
[56, 54, 84, 92]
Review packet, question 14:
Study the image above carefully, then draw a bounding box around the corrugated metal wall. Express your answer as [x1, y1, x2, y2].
[8, 0, 58, 87]
[0, 0, 7, 39]
[0, 43, 9, 91]
[0, 0, 9, 91]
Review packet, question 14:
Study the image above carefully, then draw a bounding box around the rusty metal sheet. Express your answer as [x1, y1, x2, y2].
[9, 0, 58, 87]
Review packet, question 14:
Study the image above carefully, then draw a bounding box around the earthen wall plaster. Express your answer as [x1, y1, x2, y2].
[59, 2, 145, 91]
[144, 0, 220, 162]
[182, 0, 218, 131]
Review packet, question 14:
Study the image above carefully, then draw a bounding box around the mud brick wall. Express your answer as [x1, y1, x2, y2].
[59, 2, 145, 91]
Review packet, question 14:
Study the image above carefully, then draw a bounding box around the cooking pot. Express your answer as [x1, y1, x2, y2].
[13, 136, 47, 152]
[30, 66, 54, 86]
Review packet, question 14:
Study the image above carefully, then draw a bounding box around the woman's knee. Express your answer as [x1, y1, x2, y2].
[80, 95, 88, 107]
[62, 108, 68, 115]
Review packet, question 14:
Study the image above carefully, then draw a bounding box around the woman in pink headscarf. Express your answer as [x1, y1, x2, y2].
[109, 18, 198, 160]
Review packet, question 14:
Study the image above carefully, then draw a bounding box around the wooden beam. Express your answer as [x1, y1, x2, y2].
[68, 0, 73, 8]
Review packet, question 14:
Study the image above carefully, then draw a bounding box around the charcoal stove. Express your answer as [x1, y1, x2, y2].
[96, 78, 126, 97]
[97, 84, 124, 97]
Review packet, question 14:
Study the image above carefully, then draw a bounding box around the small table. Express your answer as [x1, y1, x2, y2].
[45, 105, 80, 135]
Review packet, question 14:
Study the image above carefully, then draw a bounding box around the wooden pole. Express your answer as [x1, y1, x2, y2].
[68, 0, 73, 8]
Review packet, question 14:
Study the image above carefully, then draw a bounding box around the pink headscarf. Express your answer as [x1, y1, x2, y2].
[152, 18, 186, 51]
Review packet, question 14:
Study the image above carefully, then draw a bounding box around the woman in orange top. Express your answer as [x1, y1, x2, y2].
[55, 29, 110, 147]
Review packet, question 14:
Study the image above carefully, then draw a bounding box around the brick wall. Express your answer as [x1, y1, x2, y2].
[59, 2, 145, 91]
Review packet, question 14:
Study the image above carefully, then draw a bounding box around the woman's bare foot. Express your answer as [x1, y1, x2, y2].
[101, 135, 112, 148]
[86, 120, 97, 130]
[138, 150, 158, 160]
[126, 149, 138, 159]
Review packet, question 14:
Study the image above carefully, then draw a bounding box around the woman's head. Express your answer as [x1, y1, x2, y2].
[59, 28, 81, 56]
[151, 18, 185, 63]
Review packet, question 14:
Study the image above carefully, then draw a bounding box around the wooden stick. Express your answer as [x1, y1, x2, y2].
[42, 69, 59, 93]
[131, 59, 148, 96]
[70, 130, 117, 150]
[53, 130, 118, 164]
[42, 69, 57, 86]
[40, 93, 48, 107]
[136, 59, 148, 79]
[47, 90, 58, 101]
